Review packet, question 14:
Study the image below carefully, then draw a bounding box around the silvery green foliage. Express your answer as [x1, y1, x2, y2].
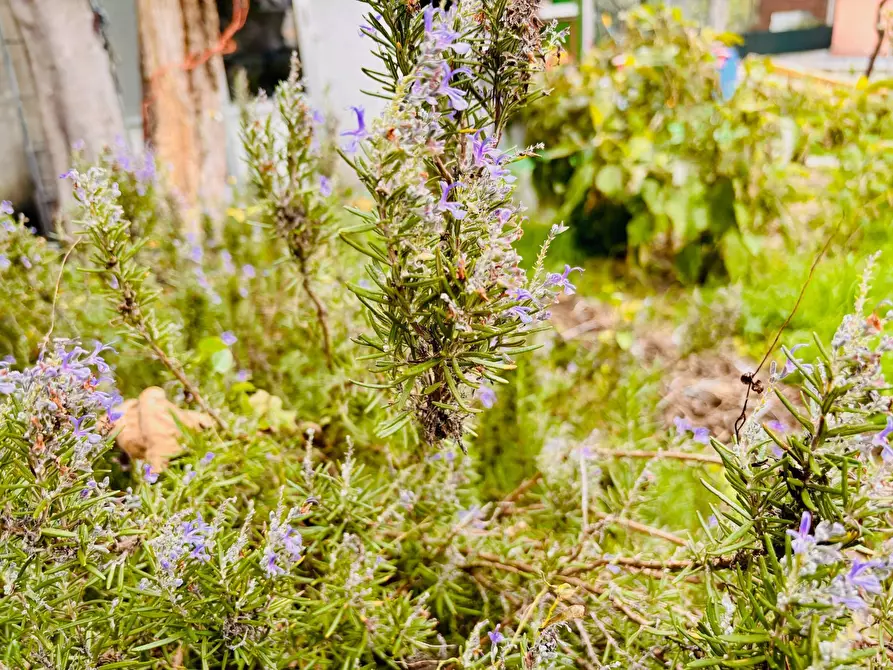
[242, 54, 334, 270]
[343, 0, 572, 444]
[0, 340, 138, 666]
[242, 55, 339, 367]
[686, 255, 893, 667]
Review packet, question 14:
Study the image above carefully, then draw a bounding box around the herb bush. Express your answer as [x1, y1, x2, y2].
[0, 1, 892, 668]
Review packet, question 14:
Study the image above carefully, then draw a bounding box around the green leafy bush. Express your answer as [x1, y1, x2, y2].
[524, 6, 804, 282]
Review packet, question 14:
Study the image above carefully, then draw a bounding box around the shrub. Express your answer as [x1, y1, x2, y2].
[524, 6, 802, 282]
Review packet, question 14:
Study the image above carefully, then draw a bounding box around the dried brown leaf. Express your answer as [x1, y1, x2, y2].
[112, 387, 212, 470]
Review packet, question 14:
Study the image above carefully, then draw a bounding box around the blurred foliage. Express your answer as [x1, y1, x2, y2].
[523, 5, 893, 284]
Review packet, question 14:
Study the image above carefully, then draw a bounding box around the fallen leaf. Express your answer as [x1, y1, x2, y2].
[113, 387, 212, 470]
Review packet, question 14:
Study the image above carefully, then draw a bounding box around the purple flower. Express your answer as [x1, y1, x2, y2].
[766, 420, 786, 433]
[242, 264, 256, 279]
[59, 169, 76, 180]
[220, 250, 235, 275]
[693, 427, 710, 444]
[80, 478, 98, 499]
[437, 181, 466, 220]
[189, 246, 203, 264]
[509, 287, 534, 302]
[319, 176, 332, 197]
[264, 549, 285, 577]
[180, 514, 213, 561]
[437, 64, 471, 111]
[358, 13, 381, 38]
[424, 5, 470, 54]
[70, 415, 102, 445]
[0, 255, 9, 272]
[200, 452, 215, 465]
[20, 256, 32, 270]
[476, 386, 496, 409]
[143, 464, 159, 484]
[505, 305, 533, 324]
[236, 369, 250, 382]
[674, 416, 692, 435]
[847, 560, 883, 595]
[221, 331, 237, 346]
[782, 344, 812, 377]
[545, 265, 583, 296]
[832, 560, 884, 611]
[311, 109, 325, 125]
[341, 106, 368, 153]
[0, 201, 12, 215]
[786, 511, 814, 555]
[872, 416, 893, 462]
[488, 624, 504, 644]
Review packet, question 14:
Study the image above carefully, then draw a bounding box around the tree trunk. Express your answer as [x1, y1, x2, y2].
[7, 0, 126, 231]
[137, 0, 228, 235]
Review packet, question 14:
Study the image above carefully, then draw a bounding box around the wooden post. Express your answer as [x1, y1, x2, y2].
[6, 0, 126, 231]
[137, 0, 229, 235]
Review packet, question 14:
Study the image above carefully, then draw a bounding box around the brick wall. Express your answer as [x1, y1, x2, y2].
[756, 0, 829, 30]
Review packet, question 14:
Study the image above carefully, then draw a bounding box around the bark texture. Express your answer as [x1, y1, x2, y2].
[7, 0, 126, 229]
[137, 0, 228, 234]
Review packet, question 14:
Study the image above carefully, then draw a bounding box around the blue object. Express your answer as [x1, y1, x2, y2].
[718, 49, 741, 101]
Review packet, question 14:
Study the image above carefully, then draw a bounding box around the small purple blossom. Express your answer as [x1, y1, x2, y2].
[424, 5, 470, 54]
[674, 416, 692, 435]
[509, 287, 534, 302]
[0, 255, 9, 272]
[545, 264, 583, 296]
[476, 386, 496, 409]
[341, 106, 368, 153]
[189, 245, 203, 264]
[0, 201, 12, 215]
[847, 560, 883, 595]
[200, 452, 215, 465]
[319, 175, 332, 197]
[242, 264, 256, 279]
[220, 250, 235, 275]
[143, 464, 159, 485]
[488, 624, 504, 644]
[437, 181, 466, 220]
[221, 331, 237, 346]
[236, 369, 250, 382]
[70, 415, 102, 445]
[180, 514, 213, 561]
[782, 344, 813, 377]
[872, 416, 893, 462]
[766, 420, 786, 433]
[786, 511, 814, 555]
[505, 305, 533, 324]
[692, 427, 710, 444]
[437, 64, 471, 111]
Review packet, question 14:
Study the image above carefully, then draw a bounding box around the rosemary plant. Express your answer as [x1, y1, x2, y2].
[342, 0, 571, 444]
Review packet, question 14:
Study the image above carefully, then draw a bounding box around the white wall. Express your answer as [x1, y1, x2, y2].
[292, 0, 386, 132]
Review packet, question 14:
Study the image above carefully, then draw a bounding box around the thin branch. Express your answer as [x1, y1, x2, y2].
[591, 512, 687, 546]
[138, 324, 229, 433]
[865, 0, 891, 80]
[41, 236, 81, 347]
[298, 256, 334, 371]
